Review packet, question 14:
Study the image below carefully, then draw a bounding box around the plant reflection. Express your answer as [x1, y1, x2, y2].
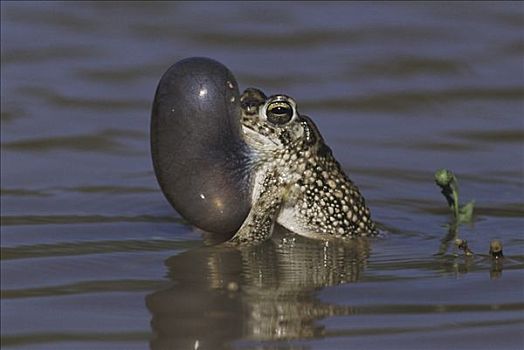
[146, 226, 370, 349]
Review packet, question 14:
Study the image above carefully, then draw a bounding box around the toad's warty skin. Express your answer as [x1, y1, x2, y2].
[230, 88, 377, 244]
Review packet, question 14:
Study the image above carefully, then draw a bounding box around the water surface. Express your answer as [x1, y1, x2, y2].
[1, 2, 523, 349]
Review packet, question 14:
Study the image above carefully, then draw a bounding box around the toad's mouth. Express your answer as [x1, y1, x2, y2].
[240, 118, 280, 148]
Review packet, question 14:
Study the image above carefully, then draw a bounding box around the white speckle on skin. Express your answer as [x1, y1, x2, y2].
[199, 88, 207, 97]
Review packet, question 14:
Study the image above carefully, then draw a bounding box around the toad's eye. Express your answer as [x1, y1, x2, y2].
[266, 101, 293, 125]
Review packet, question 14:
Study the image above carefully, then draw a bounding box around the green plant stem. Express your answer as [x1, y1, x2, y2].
[450, 182, 459, 220]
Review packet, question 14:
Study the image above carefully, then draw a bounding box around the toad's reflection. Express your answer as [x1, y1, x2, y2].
[146, 227, 370, 349]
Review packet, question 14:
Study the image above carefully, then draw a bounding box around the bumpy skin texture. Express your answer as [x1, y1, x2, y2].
[231, 88, 377, 244]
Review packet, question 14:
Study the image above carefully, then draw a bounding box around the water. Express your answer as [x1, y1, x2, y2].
[1, 2, 523, 349]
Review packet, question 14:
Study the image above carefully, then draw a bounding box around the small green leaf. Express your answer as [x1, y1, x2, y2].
[458, 200, 475, 224]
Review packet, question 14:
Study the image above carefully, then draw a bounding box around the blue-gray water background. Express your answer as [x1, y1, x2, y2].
[1, 2, 523, 349]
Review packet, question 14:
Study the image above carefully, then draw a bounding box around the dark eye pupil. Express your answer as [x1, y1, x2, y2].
[267, 102, 293, 124]
[272, 107, 288, 114]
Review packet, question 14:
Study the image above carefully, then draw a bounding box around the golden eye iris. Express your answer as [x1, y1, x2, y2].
[266, 101, 293, 124]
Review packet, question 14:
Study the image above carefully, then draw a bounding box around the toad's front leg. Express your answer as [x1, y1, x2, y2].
[229, 170, 288, 245]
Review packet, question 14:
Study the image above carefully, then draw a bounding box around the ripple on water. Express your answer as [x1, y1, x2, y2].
[2, 129, 146, 154]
